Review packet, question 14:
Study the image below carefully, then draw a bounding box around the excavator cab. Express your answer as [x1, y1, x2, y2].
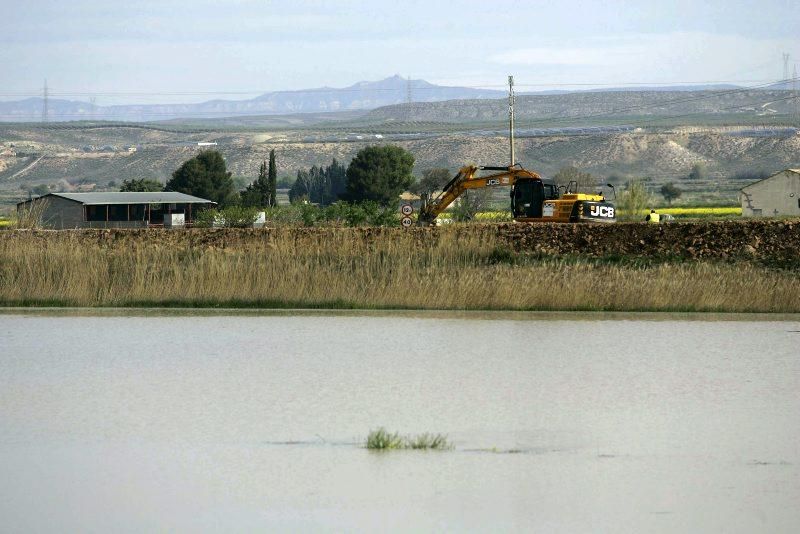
[511, 178, 559, 219]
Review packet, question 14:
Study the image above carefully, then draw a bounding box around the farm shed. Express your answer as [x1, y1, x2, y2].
[740, 169, 800, 217]
[16, 192, 216, 229]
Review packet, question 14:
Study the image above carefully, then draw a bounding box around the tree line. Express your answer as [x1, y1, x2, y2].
[120, 145, 418, 209]
[118, 147, 775, 213]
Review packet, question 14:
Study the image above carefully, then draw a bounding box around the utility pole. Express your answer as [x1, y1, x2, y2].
[783, 53, 790, 84]
[406, 75, 413, 122]
[42, 79, 49, 123]
[508, 75, 515, 166]
[793, 64, 799, 124]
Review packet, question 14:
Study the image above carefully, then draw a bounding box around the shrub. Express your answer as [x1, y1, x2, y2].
[220, 206, 260, 228]
[193, 208, 219, 228]
[194, 206, 260, 228]
[258, 201, 398, 227]
[299, 203, 319, 227]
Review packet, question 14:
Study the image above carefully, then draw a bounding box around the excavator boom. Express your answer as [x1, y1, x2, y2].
[419, 165, 541, 225]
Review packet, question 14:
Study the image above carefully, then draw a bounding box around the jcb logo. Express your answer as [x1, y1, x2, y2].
[486, 179, 501, 186]
[590, 205, 615, 218]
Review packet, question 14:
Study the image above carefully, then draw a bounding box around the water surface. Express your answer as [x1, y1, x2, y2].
[1, 310, 799, 532]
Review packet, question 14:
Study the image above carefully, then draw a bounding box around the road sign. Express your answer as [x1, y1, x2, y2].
[401, 217, 413, 228]
[400, 204, 414, 216]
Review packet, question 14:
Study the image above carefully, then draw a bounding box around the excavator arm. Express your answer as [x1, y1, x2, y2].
[418, 165, 542, 225]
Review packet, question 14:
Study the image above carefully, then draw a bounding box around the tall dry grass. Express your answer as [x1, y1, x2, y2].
[14, 199, 50, 229]
[0, 229, 798, 312]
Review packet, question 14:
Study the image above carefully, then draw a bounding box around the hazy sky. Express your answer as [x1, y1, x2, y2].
[2, 0, 798, 104]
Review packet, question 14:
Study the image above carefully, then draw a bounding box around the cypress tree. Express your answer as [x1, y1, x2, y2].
[240, 159, 270, 208]
[267, 149, 277, 207]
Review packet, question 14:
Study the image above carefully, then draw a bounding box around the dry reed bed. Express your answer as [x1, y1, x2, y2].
[1, 229, 798, 312]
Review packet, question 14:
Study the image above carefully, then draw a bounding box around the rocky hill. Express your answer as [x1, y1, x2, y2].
[2, 123, 799, 209]
[367, 90, 797, 123]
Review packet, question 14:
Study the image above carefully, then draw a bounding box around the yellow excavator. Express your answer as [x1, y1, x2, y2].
[417, 164, 616, 225]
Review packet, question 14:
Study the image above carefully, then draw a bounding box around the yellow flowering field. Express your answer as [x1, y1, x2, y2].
[442, 206, 741, 221]
[657, 206, 741, 216]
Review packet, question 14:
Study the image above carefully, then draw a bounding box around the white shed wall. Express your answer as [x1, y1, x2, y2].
[740, 171, 800, 217]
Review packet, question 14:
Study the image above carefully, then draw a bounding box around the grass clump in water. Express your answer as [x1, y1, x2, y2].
[365, 428, 452, 450]
[407, 432, 452, 450]
[366, 428, 404, 450]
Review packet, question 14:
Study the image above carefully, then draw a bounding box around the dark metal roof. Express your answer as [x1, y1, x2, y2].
[40, 192, 216, 205]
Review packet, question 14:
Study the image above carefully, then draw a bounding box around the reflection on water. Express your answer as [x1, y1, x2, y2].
[1, 311, 799, 532]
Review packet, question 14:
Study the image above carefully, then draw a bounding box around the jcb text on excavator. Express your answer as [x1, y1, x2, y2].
[417, 164, 616, 225]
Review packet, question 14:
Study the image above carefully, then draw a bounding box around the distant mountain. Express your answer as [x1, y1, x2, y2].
[0, 75, 792, 123]
[0, 75, 505, 123]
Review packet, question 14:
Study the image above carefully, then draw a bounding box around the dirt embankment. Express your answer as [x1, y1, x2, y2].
[4, 220, 799, 264]
[491, 220, 800, 262]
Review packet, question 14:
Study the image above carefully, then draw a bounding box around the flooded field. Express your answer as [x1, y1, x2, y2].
[1, 310, 799, 532]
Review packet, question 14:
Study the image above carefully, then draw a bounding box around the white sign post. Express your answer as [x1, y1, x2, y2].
[401, 217, 413, 228]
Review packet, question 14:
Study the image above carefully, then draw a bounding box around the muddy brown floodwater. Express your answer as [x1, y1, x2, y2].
[1, 310, 799, 532]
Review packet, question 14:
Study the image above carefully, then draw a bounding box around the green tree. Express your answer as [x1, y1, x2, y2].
[411, 168, 451, 205]
[267, 149, 278, 208]
[166, 150, 235, 206]
[232, 176, 249, 191]
[276, 176, 294, 189]
[344, 145, 415, 206]
[326, 158, 347, 202]
[31, 184, 50, 196]
[660, 182, 682, 205]
[240, 160, 271, 208]
[288, 159, 348, 206]
[289, 169, 312, 204]
[618, 179, 652, 221]
[119, 178, 163, 192]
[688, 162, 707, 181]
